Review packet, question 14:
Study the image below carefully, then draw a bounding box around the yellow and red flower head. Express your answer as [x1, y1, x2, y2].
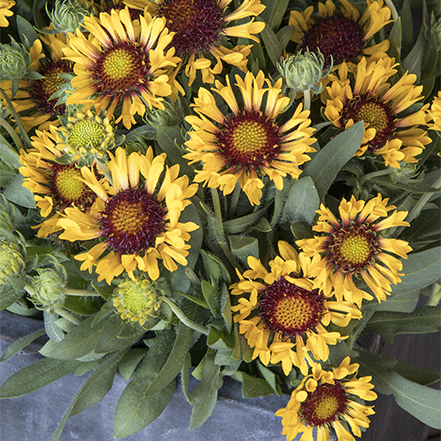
[57, 147, 199, 284]
[184, 71, 316, 206]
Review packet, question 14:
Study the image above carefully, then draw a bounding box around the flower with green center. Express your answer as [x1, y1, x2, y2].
[231, 241, 361, 375]
[0, 239, 26, 283]
[62, 7, 181, 129]
[296, 193, 412, 306]
[19, 129, 103, 238]
[0, 33, 72, 132]
[289, 0, 392, 67]
[184, 71, 316, 206]
[323, 56, 431, 168]
[57, 147, 199, 284]
[276, 357, 377, 441]
[0, 39, 31, 80]
[57, 108, 116, 165]
[0, 0, 15, 27]
[48, 0, 90, 34]
[113, 275, 165, 325]
[124, 0, 265, 85]
[28, 265, 67, 313]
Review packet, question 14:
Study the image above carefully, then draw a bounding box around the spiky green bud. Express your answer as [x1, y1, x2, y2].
[277, 49, 333, 96]
[29, 266, 67, 313]
[0, 240, 26, 283]
[47, 0, 89, 34]
[0, 39, 31, 80]
[144, 98, 182, 128]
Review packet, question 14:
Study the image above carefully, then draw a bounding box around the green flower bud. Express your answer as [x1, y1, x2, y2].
[0, 39, 31, 80]
[277, 49, 333, 95]
[144, 98, 182, 127]
[429, 17, 441, 48]
[47, 0, 89, 34]
[0, 240, 25, 283]
[57, 108, 115, 166]
[29, 266, 67, 313]
[113, 275, 165, 326]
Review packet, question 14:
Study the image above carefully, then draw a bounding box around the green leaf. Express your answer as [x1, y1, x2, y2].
[189, 351, 223, 430]
[228, 235, 259, 263]
[201, 280, 220, 316]
[16, 15, 39, 48]
[143, 321, 193, 397]
[362, 290, 420, 313]
[280, 176, 320, 225]
[402, 25, 427, 79]
[404, 208, 440, 241]
[259, 20, 282, 66]
[421, 35, 438, 80]
[44, 311, 64, 342]
[387, 17, 402, 62]
[0, 358, 81, 398]
[233, 370, 275, 399]
[223, 207, 267, 234]
[118, 348, 148, 381]
[0, 140, 21, 169]
[400, 0, 413, 54]
[277, 26, 295, 52]
[0, 328, 45, 363]
[390, 247, 441, 294]
[113, 379, 175, 438]
[357, 350, 441, 429]
[362, 306, 441, 343]
[38, 315, 107, 360]
[0, 281, 26, 311]
[302, 121, 364, 200]
[392, 358, 441, 386]
[257, 361, 282, 396]
[267, 0, 289, 30]
[94, 314, 144, 354]
[2, 174, 35, 208]
[70, 349, 129, 416]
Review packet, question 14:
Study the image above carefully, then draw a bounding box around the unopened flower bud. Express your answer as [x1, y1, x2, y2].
[29, 267, 66, 312]
[48, 0, 89, 34]
[0, 240, 25, 283]
[144, 98, 181, 127]
[277, 49, 332, 95]
[0, 39, 31, 80]
[113, 276, 165, 326]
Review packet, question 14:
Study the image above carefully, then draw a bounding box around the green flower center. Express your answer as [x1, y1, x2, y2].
[258, 277, 325, 337]
[113, 277, 163, 325]
[51, 163, 94, 205]
[217, 110, 281, 170]
[68, 119, 106, 149]
[300, 382, 348, 427]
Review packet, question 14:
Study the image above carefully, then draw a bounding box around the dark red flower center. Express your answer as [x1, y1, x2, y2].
[258, 277, 325, 337]
[301, 16, 364, 65]
[100, 188, 166, 255]
[28, 59, 72, 115]
[51, 163, 96, 207]
[326, 222, 379, 274]
[340, 93, 397, 151]
[216, 110, 281, 170]
[92, 42, 151, 96]
[300, 382, 348, 427]
[158, 0, 223, 57]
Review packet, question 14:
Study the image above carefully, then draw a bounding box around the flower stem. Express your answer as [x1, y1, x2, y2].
[347, 310, 375, 350]
[303, 89, 311, 111]
[161, 296, 209, 335]
[228, 182, 241, 217]
[384, 0, 399, 21]
[0, 87, 31, 149]
[64, 288, 98, 296]
[54, 307, 82, 325]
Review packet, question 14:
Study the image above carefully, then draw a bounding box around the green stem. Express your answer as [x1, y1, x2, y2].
[0, 87, 31, 149]
[161, 296, 209, 335]
[0, 117, 23, 151]
[384, 0, 399, 21]
[64, 288, 98, 296]
[303, 89, 311, 111]
[359, 168, 391, 187]
[54, 307, 82, 325]
[228, 182, 241, 218]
